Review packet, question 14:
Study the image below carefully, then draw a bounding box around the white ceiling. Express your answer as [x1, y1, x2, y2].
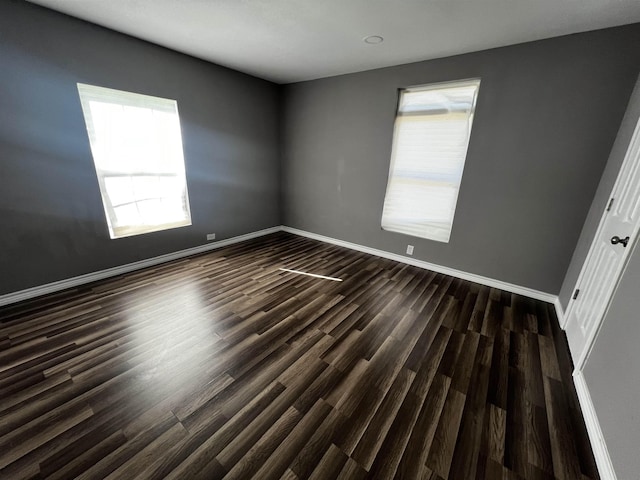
[27, 0, 640, 84]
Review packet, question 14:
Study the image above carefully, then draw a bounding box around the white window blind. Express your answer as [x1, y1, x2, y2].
[77, 83, 192, 239]
[381, 79, 480, 243]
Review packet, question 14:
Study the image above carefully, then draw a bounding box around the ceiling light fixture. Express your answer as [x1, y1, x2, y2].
[363, 35, 384, 45]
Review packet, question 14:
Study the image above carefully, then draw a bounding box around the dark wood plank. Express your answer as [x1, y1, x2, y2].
[0, 232, 599, 479]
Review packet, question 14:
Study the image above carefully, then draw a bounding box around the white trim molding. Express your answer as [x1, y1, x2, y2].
[573, 370, 617, 480]
[554, 297, 566, 329]
[0, 226, 281, 307]
[282, 226, 558, 304]
[2, 224, 567, 324]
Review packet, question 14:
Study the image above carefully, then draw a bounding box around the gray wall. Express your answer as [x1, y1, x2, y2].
[282, 26, 640, 294]
[3, 0, 640, 301]
[584, 237, 640, 479]
[0, 1, 280, 295]
[559, 77, 640, 308]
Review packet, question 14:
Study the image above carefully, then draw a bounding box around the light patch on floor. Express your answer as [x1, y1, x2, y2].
[278, 267, 343, 282]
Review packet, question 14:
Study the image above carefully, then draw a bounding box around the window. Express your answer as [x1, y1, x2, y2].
[77, 83, 191, 239]
[381, 79, 480, 243]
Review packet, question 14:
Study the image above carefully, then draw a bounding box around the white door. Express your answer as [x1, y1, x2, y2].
[564, 115, 640, 370]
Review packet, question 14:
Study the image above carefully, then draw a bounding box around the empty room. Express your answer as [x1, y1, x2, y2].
[2, 0, 640, 478]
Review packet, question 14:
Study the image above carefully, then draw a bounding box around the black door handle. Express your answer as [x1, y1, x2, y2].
[611, 235, 630, 247]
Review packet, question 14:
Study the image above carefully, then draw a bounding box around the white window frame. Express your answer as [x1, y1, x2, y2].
[77, 83, 192, 239]
[381, 78, 480, 243]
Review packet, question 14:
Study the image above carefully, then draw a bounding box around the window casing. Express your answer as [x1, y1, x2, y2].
[77, 83, 191, 239]
[381, 79, 480, 243]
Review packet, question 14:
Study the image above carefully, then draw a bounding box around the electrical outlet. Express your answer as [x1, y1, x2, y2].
[406, 245, 414, 255]
[206, 233, 216, 241]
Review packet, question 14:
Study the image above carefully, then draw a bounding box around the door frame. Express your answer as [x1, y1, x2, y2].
[563, 113, 640, 371]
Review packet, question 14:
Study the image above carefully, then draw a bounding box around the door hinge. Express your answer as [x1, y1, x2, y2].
[573, 289, 580, 300]
[606, 198, 614, 212]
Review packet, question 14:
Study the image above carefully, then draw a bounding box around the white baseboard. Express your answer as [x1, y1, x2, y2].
[281, 226, 558, 305]
[2, 224, 564, 318]
[554, 297, 566, 329]
[573, 370, 617, 480]
[0, 226, 281, 307]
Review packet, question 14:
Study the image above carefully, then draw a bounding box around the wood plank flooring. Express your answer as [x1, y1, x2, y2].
[0, 232, 599, 479]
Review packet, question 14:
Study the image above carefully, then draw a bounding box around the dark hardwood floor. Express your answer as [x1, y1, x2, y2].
[0, 232, 598, 479]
